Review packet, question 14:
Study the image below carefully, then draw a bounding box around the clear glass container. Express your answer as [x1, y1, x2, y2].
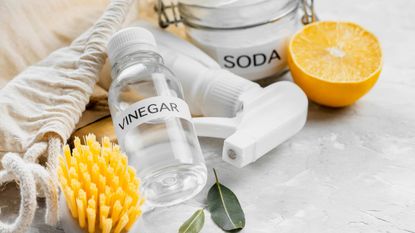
[177, 0, 301, 80]
[108, 30, 207, 207]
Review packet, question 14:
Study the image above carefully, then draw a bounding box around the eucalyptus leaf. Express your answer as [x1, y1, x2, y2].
[179, 209, 205, 233]
[207, 169, 245, 232]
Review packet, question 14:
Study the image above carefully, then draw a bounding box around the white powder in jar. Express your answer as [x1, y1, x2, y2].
[179, 0, 301, 80]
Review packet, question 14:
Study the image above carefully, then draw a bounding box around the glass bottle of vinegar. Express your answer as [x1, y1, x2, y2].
[107, 27, 207, 207]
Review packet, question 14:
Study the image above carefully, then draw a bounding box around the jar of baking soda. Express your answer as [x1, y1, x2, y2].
[155, 0, 316, 80]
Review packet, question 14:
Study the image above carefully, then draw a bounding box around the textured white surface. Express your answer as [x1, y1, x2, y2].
[2, 0, 412, 232]
[136, 0, 415, 232]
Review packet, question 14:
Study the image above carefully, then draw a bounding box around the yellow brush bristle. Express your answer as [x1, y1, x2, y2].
[58, 134, 144, 233]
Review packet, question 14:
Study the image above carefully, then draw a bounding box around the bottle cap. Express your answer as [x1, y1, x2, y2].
[107, 27, 158, 66]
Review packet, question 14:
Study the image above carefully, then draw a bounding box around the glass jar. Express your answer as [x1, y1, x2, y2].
[174, 0, 302, 80]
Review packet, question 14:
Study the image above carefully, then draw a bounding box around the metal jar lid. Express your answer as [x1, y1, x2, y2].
[155, 0, 317, 29]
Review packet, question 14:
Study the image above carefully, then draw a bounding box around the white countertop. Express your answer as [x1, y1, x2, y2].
[136, 0, 415, 232]
[5, 0, 413, 232]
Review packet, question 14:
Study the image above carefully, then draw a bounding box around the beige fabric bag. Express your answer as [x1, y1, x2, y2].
[0, 0, 135, 232]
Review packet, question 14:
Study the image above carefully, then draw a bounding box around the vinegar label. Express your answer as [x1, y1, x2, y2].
[114, 96, 192, 145]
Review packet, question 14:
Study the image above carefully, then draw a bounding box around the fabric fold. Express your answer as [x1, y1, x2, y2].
[0, 0, 134, 232]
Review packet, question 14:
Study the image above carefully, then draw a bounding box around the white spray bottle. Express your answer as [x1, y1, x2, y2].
[137, 21, 308, 168]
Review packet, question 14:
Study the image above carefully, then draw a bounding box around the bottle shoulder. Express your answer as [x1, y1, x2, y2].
[110, 63, 180, 91]
[108, 63, 184, 112]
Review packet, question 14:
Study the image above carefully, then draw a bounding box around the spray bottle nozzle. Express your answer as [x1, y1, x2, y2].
[137, 21, 308, 167]
[194, 81, 308, 167]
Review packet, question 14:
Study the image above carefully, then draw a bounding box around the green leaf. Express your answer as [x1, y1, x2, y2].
[179, 209, 205, 233]
[207, 169, 245, 232]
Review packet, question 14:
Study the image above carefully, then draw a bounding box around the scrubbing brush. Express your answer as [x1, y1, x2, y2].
[57, 134, 144, 233]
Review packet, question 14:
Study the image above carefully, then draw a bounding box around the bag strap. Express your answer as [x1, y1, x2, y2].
[0, 0, 134, 232]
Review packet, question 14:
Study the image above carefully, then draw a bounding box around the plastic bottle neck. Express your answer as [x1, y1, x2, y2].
[111, 51, 164, 78]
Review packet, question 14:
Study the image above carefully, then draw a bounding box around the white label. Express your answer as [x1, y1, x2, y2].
[198, 36, 289, 80]
[114, 96, 192, 144]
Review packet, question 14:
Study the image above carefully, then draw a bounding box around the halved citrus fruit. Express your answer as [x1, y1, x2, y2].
[288, 21, 382, 107]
